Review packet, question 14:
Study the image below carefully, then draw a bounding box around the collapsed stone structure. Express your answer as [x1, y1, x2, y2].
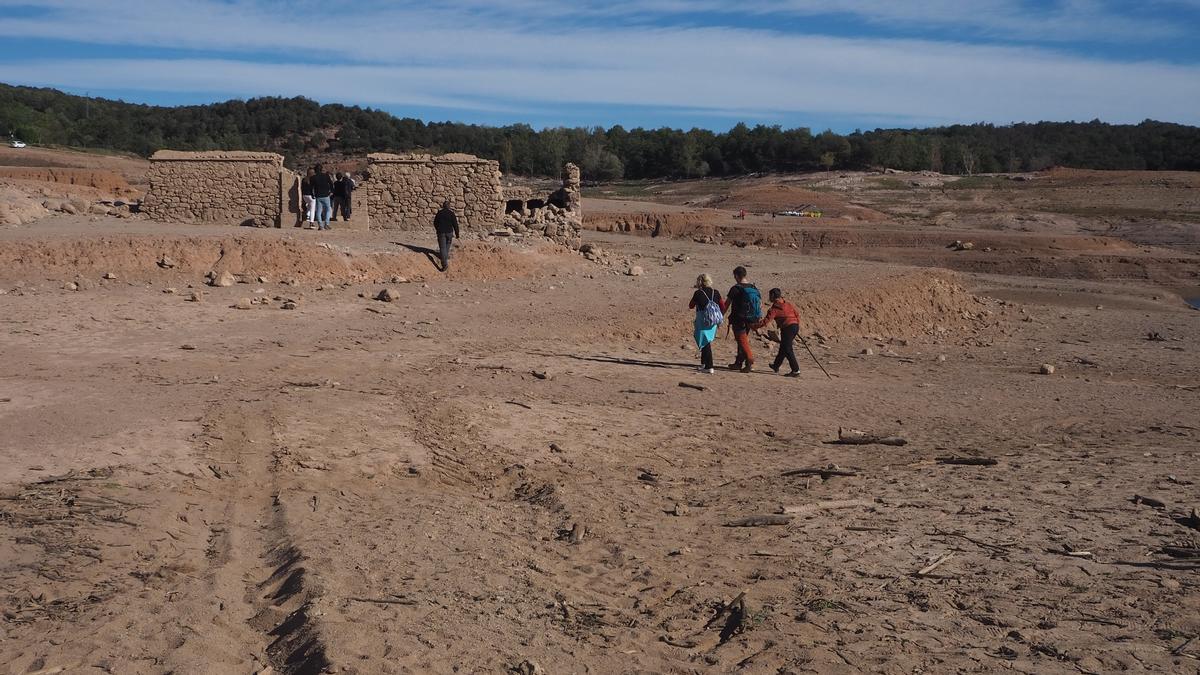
[143, 151, 293, 227]
[363, 154, 502, 231]
[502, 163, 582, 248]
[143, 151, 583, 248]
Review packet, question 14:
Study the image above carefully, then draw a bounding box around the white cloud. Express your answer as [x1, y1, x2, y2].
[0, 0, 1197, 126]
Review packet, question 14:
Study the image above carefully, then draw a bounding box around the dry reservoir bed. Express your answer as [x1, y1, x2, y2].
[0, 219, 1198, 674]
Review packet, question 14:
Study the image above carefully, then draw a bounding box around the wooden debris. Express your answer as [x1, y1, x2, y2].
[703, 591, 749, 644]
[936, 456, 998, 466]
[781, 466, 859, 479]
[505, 400, 533, 410]
[726, 514, 792, 527]
[1172, 637, 1195, 657]
[779, 499, 875, 515]
[348, 596, 418, 606]
[916, 553, 954, 576]
[1132, 494, 1166, 509]
[678, 382, 706, 391]
[828, 428, 907, 446]
[620, 389, 667, 395]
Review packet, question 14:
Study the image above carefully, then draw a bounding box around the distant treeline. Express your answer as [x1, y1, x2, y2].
[3, 83, 1198, 178]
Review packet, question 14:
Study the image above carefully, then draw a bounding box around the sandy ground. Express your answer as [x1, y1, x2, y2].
[1, 206, 1198, 674]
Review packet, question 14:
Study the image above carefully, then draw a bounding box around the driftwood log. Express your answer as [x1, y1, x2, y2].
[936, 456, 998, 466]
[779, 499, 875, 515]
[781, 466, 859, 479]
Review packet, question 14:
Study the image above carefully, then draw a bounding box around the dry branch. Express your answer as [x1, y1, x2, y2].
[916, 553, 954, 576]
[936, 456, 998, 466]
[725, 514, 793, 527]
[781, 467, 859, 479]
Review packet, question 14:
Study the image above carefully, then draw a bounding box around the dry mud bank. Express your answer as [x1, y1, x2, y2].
[1, 220, 1198, 674]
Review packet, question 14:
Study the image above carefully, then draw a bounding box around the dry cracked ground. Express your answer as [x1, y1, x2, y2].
[0, 217, 1198, 675]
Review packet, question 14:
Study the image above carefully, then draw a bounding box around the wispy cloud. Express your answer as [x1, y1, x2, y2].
[0, 0, 1196, 127]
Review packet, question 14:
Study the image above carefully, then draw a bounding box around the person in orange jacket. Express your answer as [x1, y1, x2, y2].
[752, 287, 802, 376]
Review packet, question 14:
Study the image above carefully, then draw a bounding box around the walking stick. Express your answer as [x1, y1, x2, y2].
[798, 334, 833, 380]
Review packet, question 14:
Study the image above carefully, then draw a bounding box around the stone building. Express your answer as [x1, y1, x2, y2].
[501, 163, 583, 248]
[362, 153, 502, 231]
[142, 150, 583, 249]
[142, 151, 294, 227]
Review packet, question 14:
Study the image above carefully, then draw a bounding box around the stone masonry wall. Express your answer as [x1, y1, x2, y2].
[501, 163, 583, 248]
[143, 151, 286, 227]
[364, 153, 502, 232]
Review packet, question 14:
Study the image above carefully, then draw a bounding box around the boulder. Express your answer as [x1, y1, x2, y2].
[376, 288, 399, 302]
[207, 270, 236, 287]
[626, 266, 644, 277]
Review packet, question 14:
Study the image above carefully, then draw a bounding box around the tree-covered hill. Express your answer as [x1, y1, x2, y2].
[2, 83, 1197, 178]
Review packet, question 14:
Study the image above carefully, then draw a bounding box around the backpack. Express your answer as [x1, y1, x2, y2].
[697, 289, 724, 329]
[735, 284, 763, 322]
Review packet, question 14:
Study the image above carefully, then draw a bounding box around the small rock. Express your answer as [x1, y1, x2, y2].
[234, 298, 253, 310]
[376, 288, 399, 302]
[207, 270, 236, 288]
[63, 282, 78, 291]
[672, 503, 689, 516]
[164, 287, 177, 294]
[862, 348, 874, 356]
[281, 301, 297, 310]
[157, 256, 177, 269]
[187, 291, 203, 302]
[180, 344, 197, 350]
[531, 370, 550, 380]
[1039, 364, 1056, 375]
[627, 265, 644, 277]
[257, 276, 269, 283]
[102, 272, 117, 280]
[936, 354, 947, 362]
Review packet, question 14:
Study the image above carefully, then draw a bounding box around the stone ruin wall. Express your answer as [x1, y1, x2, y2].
[502, 163, 583, 248]
[364, 154, 502, 232]
[143, 151, 291, 227]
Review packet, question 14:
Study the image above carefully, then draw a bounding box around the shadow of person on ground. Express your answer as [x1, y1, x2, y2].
[393, 242, 443, 270]
[535, 352, 699, 371]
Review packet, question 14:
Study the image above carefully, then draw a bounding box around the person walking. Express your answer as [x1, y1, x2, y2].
[725, 266, 762, 372]
[689, 274, 726, 374]
[752, 288, 802, 376]
[311, 164, 335, 230]
[301, 168, 316, 228]
[333, 172, 355, 221]
[433, 201, 459, 272]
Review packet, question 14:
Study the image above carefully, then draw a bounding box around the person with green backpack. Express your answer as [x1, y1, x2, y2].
[689, 274, 727, 374]
[725, 266, 762, 373]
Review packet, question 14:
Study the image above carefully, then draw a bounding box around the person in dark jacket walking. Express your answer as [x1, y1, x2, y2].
[725, 266, 762, 372]
[310, 164, 336, 230]
[752, 288, 802, 376]
[433, 201, 459, 272]
[332, 172, 355, 221]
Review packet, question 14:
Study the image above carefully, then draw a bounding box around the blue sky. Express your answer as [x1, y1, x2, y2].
[0, 0, 1197, 132]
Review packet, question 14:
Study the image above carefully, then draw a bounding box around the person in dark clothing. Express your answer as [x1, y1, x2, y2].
[752, 288, 802, 376]
[332, 172, 355, 221]
[725, 266, 761, 372]
[300, 168, 315, 228]
[433, 201, 459, 272]
[310, 164, 336, 230]
[688, 274, 726, 373]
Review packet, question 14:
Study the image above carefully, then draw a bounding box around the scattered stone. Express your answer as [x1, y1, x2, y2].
[936, 354, 947, 362]
[672, 503, 690, 517]
[1039, 364, 1056, 375]
[531, 370, 550, 380]
[234, 298, 253, 310]
[63, 282, 78, 291]
[257, 276, 269, 283]
[376, 288, 399, 302]
[626, 265, 644, 277]
[164, 287, 177, 294]
[861, 348, 874, 356]
[180, 344, 197, 350]
[281, 301, 297, 310]
[102, 272, 117, 280]
[207, 270, 236, 287]
[390, 276, 409, 284]
[187, 291, 203, 302]
[157, 256, 177, 269]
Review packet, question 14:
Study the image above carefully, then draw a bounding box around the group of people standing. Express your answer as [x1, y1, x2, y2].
[689, 266, 803, 376]
[300, 164, 355, 230]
